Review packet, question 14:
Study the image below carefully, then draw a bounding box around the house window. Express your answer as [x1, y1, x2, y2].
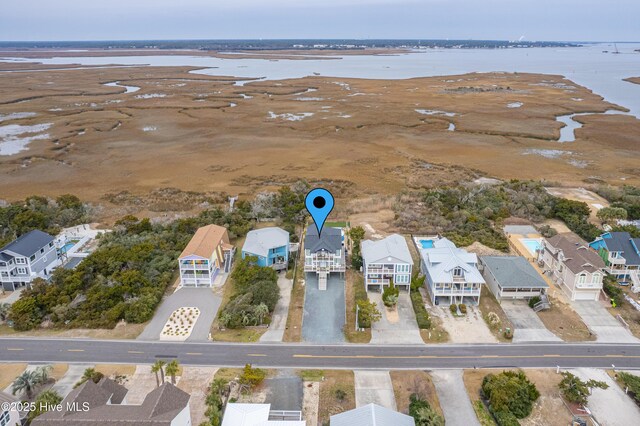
[0, 410, 10, 426]
[453, 267, 463, 277]
[592, 273, 602, 283]
[30, 255, 36, 262]
[40, 248, 45, 254]
[17, 268, 26, 274]
[15, 258, 25, 264]
[578, 274, 587, 284]
[49, 242, 54, 247]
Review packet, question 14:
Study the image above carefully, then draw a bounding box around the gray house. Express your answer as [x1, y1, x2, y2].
[303, 226, 345, 290]
[0, 230, 61, 291]
[480, 256, 549, 301]
[331, 403, 415, 426]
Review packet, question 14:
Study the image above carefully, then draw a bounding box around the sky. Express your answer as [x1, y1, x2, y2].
[0, 0, 638, 42]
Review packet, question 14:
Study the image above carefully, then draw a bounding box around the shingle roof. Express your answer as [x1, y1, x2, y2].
[304, 226, 341, 253]
[546, 233, 605, 274]
[330, 403, 415, 426]
[32, 380, 190, 425]
[1, 230, 54, 257]
[179, 224, 230, 259]
[242, 227, 289, 258]
[361, 234, 413, 265]
[481, 256, 549, 289]
[599, 232, 640, 266]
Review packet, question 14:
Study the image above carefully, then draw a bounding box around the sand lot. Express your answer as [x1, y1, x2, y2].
[1, 57, 639, 218]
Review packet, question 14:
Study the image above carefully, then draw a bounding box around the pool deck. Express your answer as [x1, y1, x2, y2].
[506, 232, 542, 262]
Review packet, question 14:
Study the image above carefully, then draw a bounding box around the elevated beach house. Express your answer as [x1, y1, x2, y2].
[222, 403, 304, 426]
[480, 256, 549, 301]
[419, 237, 485, 305]
[0, 230, 61, 291]
[538, 233, 605, 301]
[178, 224, 234, 287]
[361, 234, 413, 292]
[241, 227, 290, 271]
[589, 231, 640, 283]
[303, 226, 345, 290]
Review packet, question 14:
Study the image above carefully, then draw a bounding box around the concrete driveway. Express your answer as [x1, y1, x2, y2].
[354, 370, 396, 410]
[573, 368, 640, 426]
[302, 274, 345, 343]
[571, 300, 638, 343]
[260, 274, 293, 343]
[52, 364, 93, 397]
[369, 292, 423, 344]
[137, 288, 221, 341]
[431, 370, 480, 426]
[263, 369, 303, 411]
[500, 300, 562, 342]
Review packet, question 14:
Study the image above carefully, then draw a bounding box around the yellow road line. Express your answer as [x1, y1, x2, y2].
[6, 348, 24, 351]
[247, 353, 267, 357]
[67, 349, 85, 352]
[292, 354, 640, 360]
[186, 352, 203, 356]
[128, 351, 144, 354]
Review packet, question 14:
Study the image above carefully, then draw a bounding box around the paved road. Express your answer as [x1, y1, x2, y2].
[1, 338, 640, 370]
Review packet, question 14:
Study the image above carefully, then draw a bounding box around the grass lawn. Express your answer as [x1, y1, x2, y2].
[607, 286, 640, 339]
[0, 322, 148, 340]
[0, 364, 26, 390]
[212, 327, 266, 342]
[318, 370, 355, 425]
[49, 364, 68, 381]
[325, 221, 349, 228]
[214, 368, 244, 383]
[390, 370, 442, 416]
[95, 364, 137, 378]
[419, 318, 450, 343]
[537, 295, 595, 341]
[478, 286, 513, 342]
[344, 270, 371, 343]
[298, 369, 325, 382]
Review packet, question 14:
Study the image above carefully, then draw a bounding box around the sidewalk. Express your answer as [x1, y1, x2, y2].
[260, 274, 293, 342]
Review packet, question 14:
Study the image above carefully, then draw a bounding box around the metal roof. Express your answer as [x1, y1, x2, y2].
[419, 238, 485, 284]
[481, 256, 549, 289]
[330, 403, 415, 426]
[242, 227, 289, 258]
[1, 230, 54, 257]
[361, 234, 413, 265]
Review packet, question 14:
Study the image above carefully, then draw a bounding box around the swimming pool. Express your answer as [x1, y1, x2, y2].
[419, 239, 435, 249]
[60, 239, 79, 254]
[520, 238, 542, 256]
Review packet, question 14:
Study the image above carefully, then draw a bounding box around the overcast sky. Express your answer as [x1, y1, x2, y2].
[1, 0, 637, 42]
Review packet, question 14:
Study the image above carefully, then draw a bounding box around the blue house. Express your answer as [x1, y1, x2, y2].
[242, 227, 290, 271]
[589, 231, 640, 280]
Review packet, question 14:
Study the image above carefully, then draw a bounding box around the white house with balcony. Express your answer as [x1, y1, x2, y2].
[303, 226, 345, 290]
[361, 234, 413, 292]
[0, 230, 61, 291]
[178, 224, 234, 287]
[539, 233, 605, 301]
[419, 237, 485, 305]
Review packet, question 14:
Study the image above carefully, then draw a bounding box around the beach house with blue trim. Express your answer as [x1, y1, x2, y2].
[241, 227, 290, 271]
[589, 231, 640, 280]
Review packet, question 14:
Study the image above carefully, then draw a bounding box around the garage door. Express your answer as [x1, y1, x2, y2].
[574, 291, 598, 301]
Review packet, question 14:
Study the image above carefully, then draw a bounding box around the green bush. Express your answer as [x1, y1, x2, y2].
[618, 372, 640, 405]
[458, 303, 467, 314]
[450, 304, 458, 315]
[527, 296, 541, 309]
[482, 371, 540, 419]
[239, 364, 266, 388]
[558, 371, 608, 405]
[409, 393, 445, 426]
[410, 291, 432, 329]
[492, 409, 520, 426]
[503, 328, 513, 340]
[382, 285, 400, 307]
[603, 275, 625, 307]
[357, 300, 382, 328]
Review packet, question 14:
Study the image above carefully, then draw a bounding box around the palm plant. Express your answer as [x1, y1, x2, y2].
[34, 365, 52, 384]
[0, 303, 10, 322]
[165, 360, 179, 385]
[151, 360, 166, 387]
[12, 370, 39, 399]
[254, 303, 269, 325]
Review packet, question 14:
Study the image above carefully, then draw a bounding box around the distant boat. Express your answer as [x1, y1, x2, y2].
[313, 72, 320, 76]
[612, 43, 620, 54]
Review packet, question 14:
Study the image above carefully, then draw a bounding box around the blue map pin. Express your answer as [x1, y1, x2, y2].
[305, 188, 334, 236]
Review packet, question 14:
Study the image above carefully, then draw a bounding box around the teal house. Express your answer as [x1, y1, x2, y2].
[241, 227, 290, 271]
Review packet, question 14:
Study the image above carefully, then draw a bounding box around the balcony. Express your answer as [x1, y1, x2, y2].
[607, 254, 626, 266]
[367, 267, 395, 275]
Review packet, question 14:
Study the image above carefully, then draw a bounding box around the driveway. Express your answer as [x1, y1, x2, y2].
[260, 274, 293, 343]
[302, 274, 345, 343]
[52, 364, 94, 397]
[354, 370, 396, 410]
[369, 292, 423, 344]
[434, 305, 498, 343]
[573, 368, 640, 426]
[137, 288, 221, 341]
[500, 300, 562, 342]
[177, 366, 218, 425]
[431, 370, 480, 426]
[263, 369, 303, 411]
[571, 300, 638, 343]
